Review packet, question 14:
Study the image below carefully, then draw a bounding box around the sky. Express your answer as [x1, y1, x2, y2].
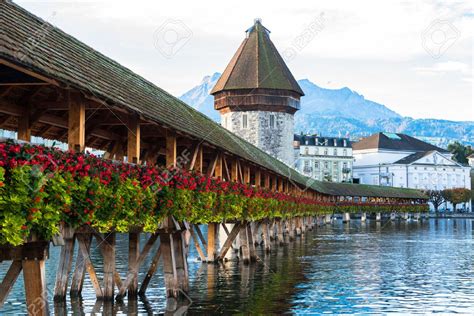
[16, 0, 473, 121]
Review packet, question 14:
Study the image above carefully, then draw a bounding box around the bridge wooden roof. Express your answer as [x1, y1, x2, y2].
[0, 1, 426, 200]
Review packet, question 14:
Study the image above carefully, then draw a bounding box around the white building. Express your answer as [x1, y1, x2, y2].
[353, 132, 471, 211]
[293, 134, 353, 183]
[468, 154, 474, 167]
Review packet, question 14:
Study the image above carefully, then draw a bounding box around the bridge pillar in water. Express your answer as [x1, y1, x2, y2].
[413, 212, 420, 221]
[219, 224, 237, 261]
[343, 212, 351, 223]
[261, 220, 271, 253]
[324, 214, 332, 224]
[390, 212, 397, 221]
[360, 212, 367, 222]
[277, 220, 285, 246]
[402, 212, 409, 220]
[376, 212, 382, 222]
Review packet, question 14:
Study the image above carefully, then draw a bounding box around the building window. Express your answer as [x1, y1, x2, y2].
[269, 114, 275, 128]
[242, 114, 248, 129]
[333, 149, 337, 156]
[324, 162, 329, 169]
[304, 147, 309, 155]
[315, 148, 319, 155]
[343, 149, 347, 156]
[324, 148, 328, 155]
[315, 161, 319, 169]
[343, 162, 347, 169]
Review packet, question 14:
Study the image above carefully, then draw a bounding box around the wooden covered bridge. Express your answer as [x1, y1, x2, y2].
[0, 1, 427, 314]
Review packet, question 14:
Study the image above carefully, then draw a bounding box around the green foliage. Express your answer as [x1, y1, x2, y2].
[447, 141, 473, 165]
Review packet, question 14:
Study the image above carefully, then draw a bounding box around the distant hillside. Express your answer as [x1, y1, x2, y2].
[179, 73, 474, 147]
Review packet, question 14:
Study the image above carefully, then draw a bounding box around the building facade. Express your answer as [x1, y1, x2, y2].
[211, 19, 303, 165]
[293, 134, 353, 182]
[353, 132, 471, 211]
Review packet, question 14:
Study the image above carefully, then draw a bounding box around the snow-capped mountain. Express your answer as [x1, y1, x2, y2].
[179, 73, 474, 147]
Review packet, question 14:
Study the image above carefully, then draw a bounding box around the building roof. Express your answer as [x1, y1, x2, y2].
[468, 154, 474, 159]
[394, 151, 434, 164]
[295, 134, 351, 148]
[210, 19, 304, 96]
[353, 132, 448, 153]
[0, 2, 426, 200]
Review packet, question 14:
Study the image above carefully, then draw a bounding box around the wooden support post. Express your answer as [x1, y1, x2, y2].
[68, 91, 86, 152]
[261, 220, 271, 253]
[243, 166, 250, 184]
[289, 218, 296, 241]
[139, 246, 161, 296]
[173, 231, 189, 293]
[217, 223, 241, 260]
[264, 173, 270, 189]
[23, 259, 49, 315]
[160, 231, 179, 297]
[255, 169, 261, 187]
[231, 159, 238, 182]
[127, 115, 140, 164]
[54, 228, 75, 301]
[189, 225, 206, 261]
[70, 234, 91, 296]
[0, 261, 22, 307]
[166, 134, 177, 168]
[18, 105, 31, 141]
[247, 223, 257, 263]
[207, 223, 218, 263]
[102, 233, 116, 300]
[239, 222, 250, 264]
[127, 232, 140, 299]
[277, 220, 284, 246]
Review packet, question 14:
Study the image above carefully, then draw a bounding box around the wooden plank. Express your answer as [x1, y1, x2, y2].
[127, 115, 141, 164]
[239, 222, 250, 264]
[222, 156, 231, 181]
[174, 231, 189, 292]
[102, 233, 116, 300]
[77, 235, 103, 298]
[231, 159, 238, 182]
[0, 261, 22, 307]
[214, 154, 223, 178]
[206, 223, 218, 263]
[189, 225, 206, 261]
[188, 143, 201, 171]
[68, 91, 85, 152]
[220, 222, 235, 250]
[264, 173, 270, 189]
[244, 166, 250, 184]
[194, 225, 207, 247]
[116, 233, 159, 300]
[70, 234, 91, 296]
[247, 223, 257, 262]
[17, 105, 31, 141]
[22, 259, 49, 316]
[217, 223, 241, 260]
[262, 220, 271, 253]
[53, 236, 76, 301]
[166, 134, 177, 168]
[255, 169, 261, 187]
[206, 153, 218, 177]
[138, 246, 161, 296]
[127, 232, 139, 299]
[160, 233, 179, 297]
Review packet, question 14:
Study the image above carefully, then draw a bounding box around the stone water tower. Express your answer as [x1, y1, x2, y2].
[211, 19, 304, 165]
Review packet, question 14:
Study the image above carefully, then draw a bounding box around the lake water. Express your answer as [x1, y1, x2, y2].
[1, 218, 474, 314]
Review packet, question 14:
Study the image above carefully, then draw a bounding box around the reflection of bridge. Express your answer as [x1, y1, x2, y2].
[0, 2, 427, 314]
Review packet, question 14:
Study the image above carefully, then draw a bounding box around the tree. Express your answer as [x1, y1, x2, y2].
[426, 190, 444, 213]
[447, 142, 473, 165]
[442, 188, 471, 212]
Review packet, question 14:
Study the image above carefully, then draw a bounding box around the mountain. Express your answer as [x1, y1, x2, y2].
[179, 73, 474, 147]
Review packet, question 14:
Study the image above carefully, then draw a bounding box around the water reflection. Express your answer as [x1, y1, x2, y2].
[1, 219, 474, 314]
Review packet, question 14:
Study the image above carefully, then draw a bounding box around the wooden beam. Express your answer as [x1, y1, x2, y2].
[68, 91, 85, 152]
[17, 105, 31, 141]
[214, 153, 223, 178]
[138, 246, 162, 296]
[255, 169, 261, 187]
[264, 173, 270, 189]
[166, 134, 177, 168]
[231, 158, 238, 182]
[0, 261, 22, 307]
[0, 59, 59, 86]
[23, 259, 49, 315]
[127, 115, 140, 164]
[243, 165, 250, 184]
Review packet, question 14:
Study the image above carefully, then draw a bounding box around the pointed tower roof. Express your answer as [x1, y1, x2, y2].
[210, 19, 304, 96]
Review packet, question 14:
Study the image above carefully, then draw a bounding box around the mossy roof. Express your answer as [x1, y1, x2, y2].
[0, 2, 426, 200]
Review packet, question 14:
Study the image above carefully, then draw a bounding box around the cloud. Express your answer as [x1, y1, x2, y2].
[415, 61, 470, 75]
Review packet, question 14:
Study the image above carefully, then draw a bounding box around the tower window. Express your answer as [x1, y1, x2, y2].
[269, 114, 275, 128]
[242, 114, 248, 129]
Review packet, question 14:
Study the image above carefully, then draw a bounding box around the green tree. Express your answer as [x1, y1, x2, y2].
[442, 188, 471, 212]
[426, 190, 444, 213]
[447, 142, 473, 165]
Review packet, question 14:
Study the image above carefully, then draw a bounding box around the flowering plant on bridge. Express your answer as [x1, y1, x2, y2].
[0, 141, 427, 246]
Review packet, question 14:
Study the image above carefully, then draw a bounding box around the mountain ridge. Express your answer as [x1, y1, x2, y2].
[179, 73, 474, 147]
